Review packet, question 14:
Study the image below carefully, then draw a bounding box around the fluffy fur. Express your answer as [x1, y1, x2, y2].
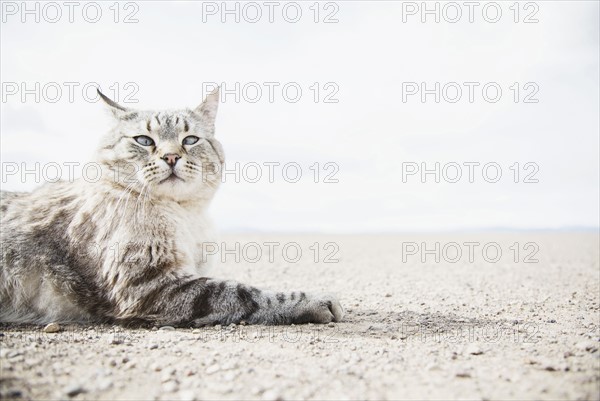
[0, 89, 343, 326]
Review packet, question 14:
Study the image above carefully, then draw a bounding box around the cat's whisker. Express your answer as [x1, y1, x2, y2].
[111, 181, 136, 219]
[142, 184, 152, 217]
[117, 181, 137, 224]
[133, 183, 145, 222]
[139, 183, 152, 219]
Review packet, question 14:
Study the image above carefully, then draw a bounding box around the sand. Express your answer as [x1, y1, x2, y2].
[1, 232, 599, 400]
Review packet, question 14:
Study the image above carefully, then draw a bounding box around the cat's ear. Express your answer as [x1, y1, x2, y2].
[97, 88, 132, 119]
[194, 87, 219, 127]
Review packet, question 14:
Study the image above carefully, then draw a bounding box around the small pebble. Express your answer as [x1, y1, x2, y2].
[223, 372, 237, 381]
[206, 365, 220, 375]
[159, 326, 175, 331]
[162, 380, 178, 393]
[576, 341, 598, 353]
[96, 378, 113, 391]
[178, 390, 196, 401]
[107, 334, 122, 345]
[43, 323, 60, 333]
[149, 344, 158, 350]
[4, 390, 22, 398]
[64, 384, 85, 397]
[467, 345, 484, 356]
[262, 389, 282, 401]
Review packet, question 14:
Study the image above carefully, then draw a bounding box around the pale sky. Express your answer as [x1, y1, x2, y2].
[1, 1, 598, 232]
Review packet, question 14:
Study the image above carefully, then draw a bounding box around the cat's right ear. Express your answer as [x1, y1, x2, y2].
[97, 88, 133, 120]
[194, 87, 220, 126]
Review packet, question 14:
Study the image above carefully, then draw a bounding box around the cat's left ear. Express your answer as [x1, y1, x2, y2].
[194, 87, 219, 128]
[97, 88, 133, 119]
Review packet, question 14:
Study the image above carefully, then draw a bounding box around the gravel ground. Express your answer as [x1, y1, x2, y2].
[1, 232, 598, 400]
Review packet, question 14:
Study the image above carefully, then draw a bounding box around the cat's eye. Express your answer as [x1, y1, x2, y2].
[182, 136, 200, 146]
[134, 135, 155, 146]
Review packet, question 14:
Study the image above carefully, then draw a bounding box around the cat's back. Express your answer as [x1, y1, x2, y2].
[0, 181, 94, 323]
[0, 181, 87, 275]
[0, 189, 27, 213]
[1, 181, 83, 226]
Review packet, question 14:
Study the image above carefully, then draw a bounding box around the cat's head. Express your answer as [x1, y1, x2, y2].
[95, 89, 224, 203]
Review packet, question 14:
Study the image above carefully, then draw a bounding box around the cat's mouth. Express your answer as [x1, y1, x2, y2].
[159, 173, 184, 184]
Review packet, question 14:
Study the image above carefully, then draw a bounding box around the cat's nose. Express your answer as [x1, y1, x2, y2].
[162, 153, 181, 167]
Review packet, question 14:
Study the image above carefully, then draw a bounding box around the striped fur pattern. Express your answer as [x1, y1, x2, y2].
[0, 89, 343, 326]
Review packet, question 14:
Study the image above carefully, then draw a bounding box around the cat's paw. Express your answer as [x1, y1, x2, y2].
[293, 293, 344, 324]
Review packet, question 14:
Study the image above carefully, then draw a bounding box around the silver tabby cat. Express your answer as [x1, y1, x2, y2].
[0, 89, 344, 326]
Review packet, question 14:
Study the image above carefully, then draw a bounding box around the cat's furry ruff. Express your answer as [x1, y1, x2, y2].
[0, 89, 344, 326]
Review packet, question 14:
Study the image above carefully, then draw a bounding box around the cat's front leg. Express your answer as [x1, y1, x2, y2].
[239, 289, 344, 326]
[142, 278, 344, 327]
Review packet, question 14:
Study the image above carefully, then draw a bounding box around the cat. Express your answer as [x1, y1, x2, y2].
[0, 89, 344, 327]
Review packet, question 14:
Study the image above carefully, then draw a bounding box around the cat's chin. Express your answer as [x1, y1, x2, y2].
[149, 181, 217, 204]
[159, 173, 185, 185]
